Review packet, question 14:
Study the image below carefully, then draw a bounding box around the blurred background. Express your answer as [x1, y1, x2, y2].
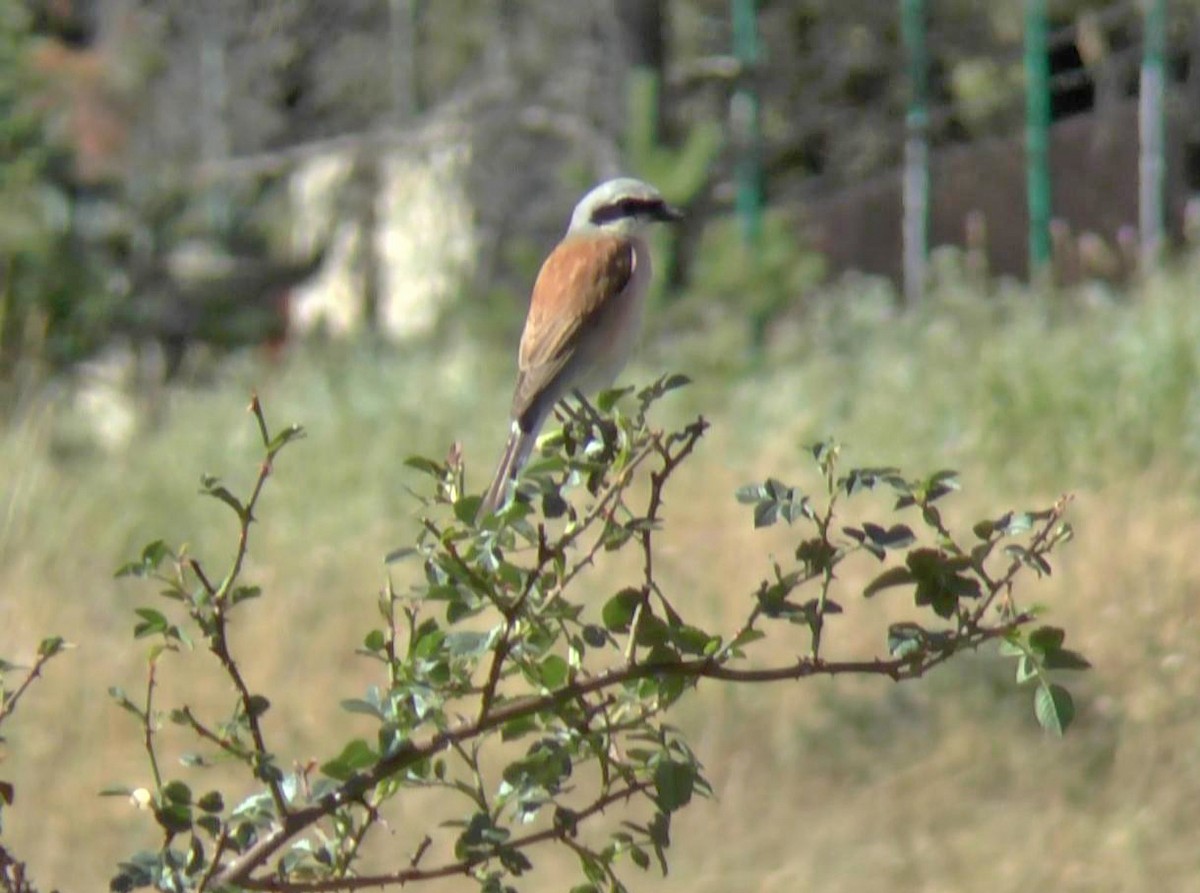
[3, 0, 1200, 889]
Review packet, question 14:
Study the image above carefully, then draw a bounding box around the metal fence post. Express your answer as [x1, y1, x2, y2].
[901, 0, 929, 307]
[1140, 0, 1168, 268]
[1024, 0, 1052, 276]
[731, 0, 763, 246]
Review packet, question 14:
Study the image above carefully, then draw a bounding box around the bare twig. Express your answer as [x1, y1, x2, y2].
[976, 495, 1074, 620]
[200, 395, 295, 818]
[177, 706, 253, 762]
[0, 650, 57, 726]
[195, 824, 229, 893]
[143, 658, 164, 793]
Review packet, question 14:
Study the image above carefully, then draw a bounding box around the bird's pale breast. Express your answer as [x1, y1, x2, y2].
[571, 236, 650, 393]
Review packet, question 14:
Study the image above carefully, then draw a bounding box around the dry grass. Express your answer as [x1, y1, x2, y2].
[4, 263, 1200, 890]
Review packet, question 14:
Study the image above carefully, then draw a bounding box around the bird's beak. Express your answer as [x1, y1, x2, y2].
[656, 202, 685, 223]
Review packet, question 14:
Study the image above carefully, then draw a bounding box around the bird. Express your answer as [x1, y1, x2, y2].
[478, 177, 683, 517]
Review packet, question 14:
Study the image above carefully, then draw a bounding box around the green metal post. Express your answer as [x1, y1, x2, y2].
[901, 0, 929, 307]
[1024, 0, 1052, 276]
[1140, 0, 1168, 267]
[731, 0, 762, 246]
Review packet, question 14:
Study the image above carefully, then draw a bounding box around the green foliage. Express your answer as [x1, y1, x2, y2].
[1, 629, 69, 892]
[625, 67, 721, 305]
[0, 4, 113, 392]
[625, 70, 720, 212]
[690, 208, 826, 350]
[86, 378, 1082, 891]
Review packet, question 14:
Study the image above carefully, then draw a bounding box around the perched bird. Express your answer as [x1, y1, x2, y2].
[478, 177, 683, 517]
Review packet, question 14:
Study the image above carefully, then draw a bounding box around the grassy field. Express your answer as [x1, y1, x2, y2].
[3, 257, 1200, 891]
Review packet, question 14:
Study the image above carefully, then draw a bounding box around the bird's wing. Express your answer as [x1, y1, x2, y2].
[510, 234, 635, 424]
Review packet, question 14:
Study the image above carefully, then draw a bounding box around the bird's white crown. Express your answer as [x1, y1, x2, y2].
[567, 177, 682, 236]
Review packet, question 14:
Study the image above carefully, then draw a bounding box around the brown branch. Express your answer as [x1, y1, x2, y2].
[0, 650, 57, 726]
[478, 433, 661, 720]
[213, 612, 1029, 888]
[0, 841, 38, 893]
[195, 825, 229, 893]
[237, 781, 653, 892]
[177, 706, 253, 762]
[141, 659, 164, 794]
[207, 606, 287, 816]
[628, 418, 707, 662]
[975, 494, 1074, 620]
[203, 395, 294, 817]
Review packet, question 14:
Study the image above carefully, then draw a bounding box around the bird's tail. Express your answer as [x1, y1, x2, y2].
[477, 423, 539, 519]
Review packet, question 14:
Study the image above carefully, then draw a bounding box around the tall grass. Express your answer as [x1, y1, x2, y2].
[3, 257, 1200, 890]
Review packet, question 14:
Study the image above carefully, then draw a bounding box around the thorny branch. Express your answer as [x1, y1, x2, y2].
[237, 781, 655, 892]
[113, 386, 1075, 892]
[0, 648, 59, 727]
[213, 611, 1030, 887]
[178, 395, 300, 821]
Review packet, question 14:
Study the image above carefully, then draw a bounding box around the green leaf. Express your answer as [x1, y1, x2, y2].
[199, 477, 245, 515]
[445, 630, 491, 658]
[363, 629, 387, 653]
[997, 512, 1034, 536]
[403, 456, 444, 477]
[501, 715, 539, 742]
[972, 519, 995, 540]
[630, 844, 651, 870]
[108, 686, 144, 719]
[728, 627, 765, 653]
[1034, 683, 1075, 736]
[158, 801, 193, 834]
[537, 655, 569, 689]
[266, 424, 305, 453]
[670, 624, 716, 656]
[320, 739, 378, 781]
[998, 638, 1024, 657]
[1042, 648, 1092, 671]
[634, 614, 669, 647]
[581, 624, 608, 648]
[839, 466, 902, 495]
[132, 607, 169, 639]
[196, 791, 224, 813]
[1015, 655, 1039, 684]
[602, 589, 643, 632]
[1028, 626, 1066, 655]
[245, 695, 270, 718]
[340, 698, 384, 719]
[162, 780, 192, 805]
[454, 495, 483, 525]
[115, 540, 174, 578]
[499, 846, 533, 875]
[37, 636, 66, 659]
[734, 483, 766, 504]
[653, 759, 695, 813]
[886, 622, 926, 658]
[752, 500, 778, 528]
[863, 566, 915, 597]
[598, 385, 635, 412]
[230, 585, 262, 605]
[862, 523, 916, 550]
